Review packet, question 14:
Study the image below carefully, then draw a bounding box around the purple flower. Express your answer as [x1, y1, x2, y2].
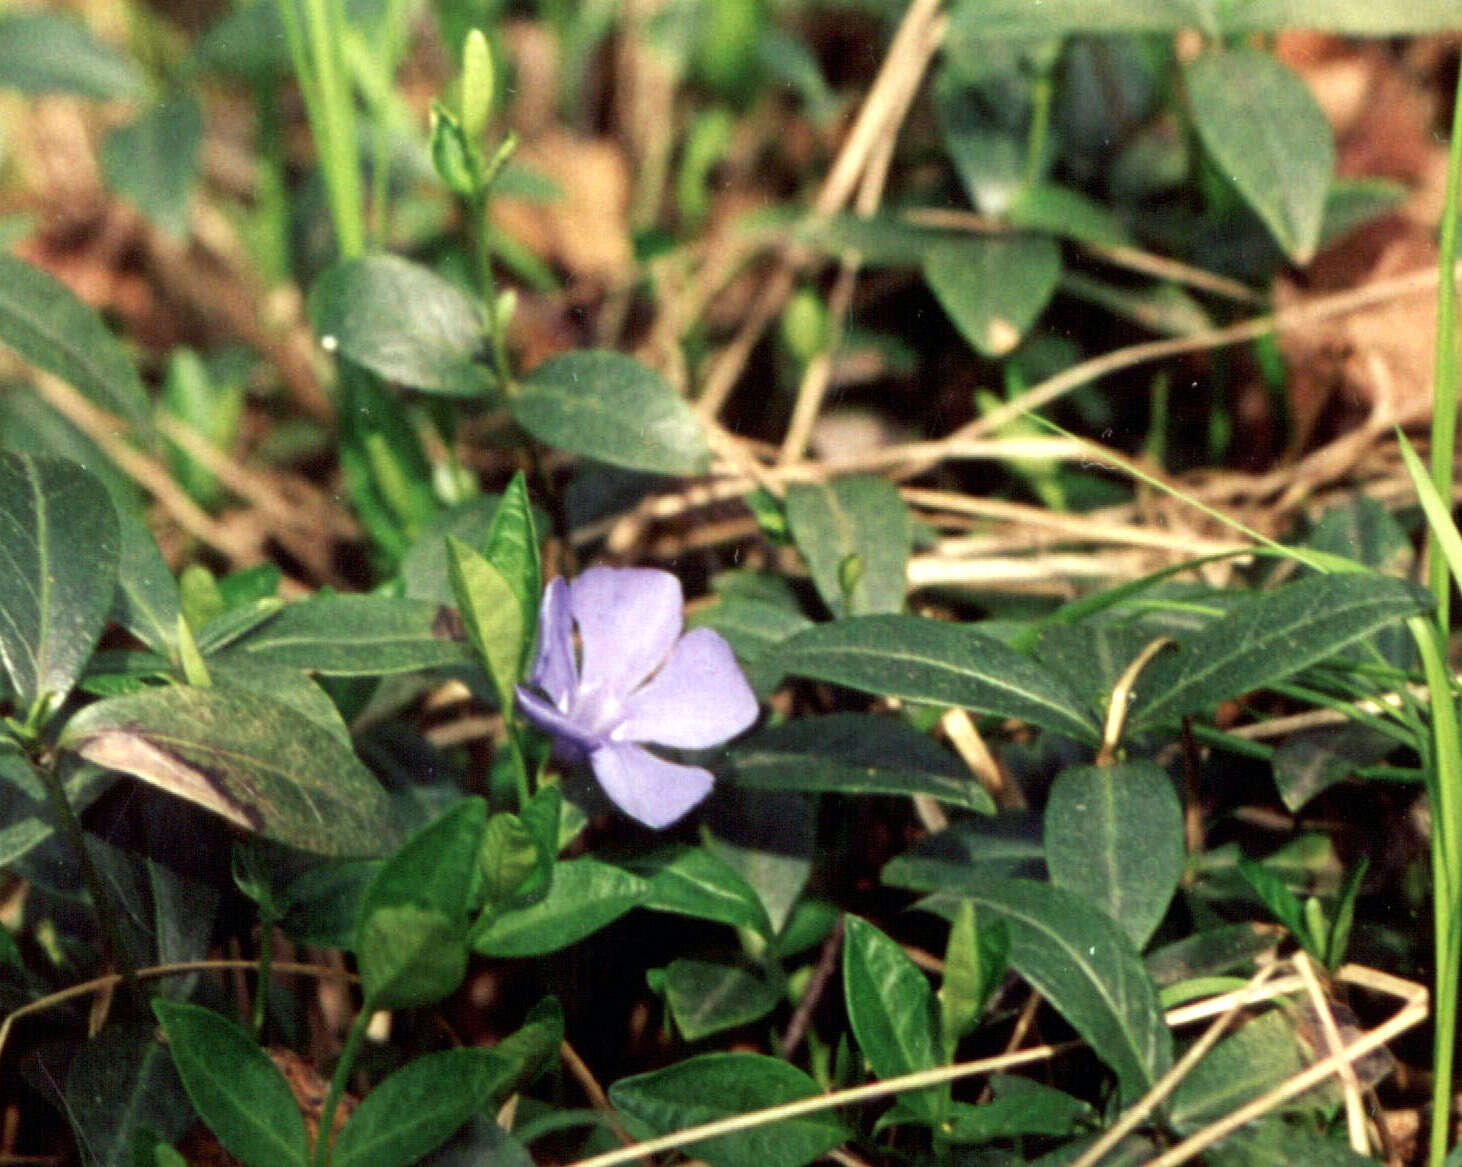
[515, 567, 759, 828]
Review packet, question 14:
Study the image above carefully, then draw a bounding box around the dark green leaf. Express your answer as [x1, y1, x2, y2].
[923, 235, 1060, 357]
[0, 453, 119, 710]
[512, 351, 711, 475]
[704, 790, 815, 936]
[357, 799, 484, 1009]
[208, 660, 352, 746]
[112, 514, 181, 661]
[882, 813, 1045, 892]
[1272, 724, 1397, 812]
[1205, 1121, 1378, 1166]
[776, 615, 1098, 741]
[785, 476, 910, 616]
[1044, 762, 1183, 950]
[0, 12, 148, 99]
[632, 845, 774, 936]
[610, 1053, 848, 1167]
[63, 1022, 192, 1167]
[882, 1079, 1091, 1141]
[0, 255, 151, 431]
[101, 95, 202, 238]
[489, 996, 564, 1096]
[0, 746, 114, 866]
[401, 495, 505, 604]
[333, 1048, 512, 1167]
[214, 594, 472, 675]
[843, 916, 940, 1114]
[151, 1000, 308, 1167]
[727, 713, 994, 813]
[310, 256, 492, 397]
[1128, 574, 1430, 731]
[1186, 49, 1333, 264]
[1167, 1010, 1320, 1133]
[61, 685, 399, 857]
[1145, 923, 1283, 989]
[1007, 184, 1131, 247]
[920, 879, 1172, 1104]
[664, 959, 782, 1041]
[471, 857, 647, 957]
[1237, 859, 1313, 951]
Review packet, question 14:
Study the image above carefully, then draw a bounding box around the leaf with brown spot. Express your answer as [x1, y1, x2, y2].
[61, 686, 399, 856]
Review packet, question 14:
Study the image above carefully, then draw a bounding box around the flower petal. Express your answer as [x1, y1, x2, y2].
[590, 740, 714, 828]
[618, 628, 759, 749]
[529, 576, 576, 706]
[570, 567, 682, 698]
[516, 684, 601, 756]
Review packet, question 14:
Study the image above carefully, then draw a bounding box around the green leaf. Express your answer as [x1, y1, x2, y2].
[938, 901, 1006, 1060]
[632, 845, 774, 936]
[1128, 574, 1430, 731]
[512, 350, 711, 475]
[0, 255, 151, 431]
[481, 471, 540, 677]
[726, 713, 995, 813]
[0, 453, 120, 710]
[309, 256, 492, 397]
[1236, 858, 1314, 952]
[333, 1047, 512, 1167]
[881, 813, 1045, 892]
[843, 916, 941, 1113]
[920, 878, 1172, 1104]
[357, 799, 484, 1010]
[112, 514, 181, 661]
[448, 540, 522, 708]
[882, 1078, 1091, 1140]
[775, 615, 1098, 741]
[609, 1053, 848, 1167]
[1043, 761, 1184, 950]
[923, 235, 1060, 357]
[1145, 923, 1283, 989]
[151, 1000, 308, 1167]
[471, 856, 647, 957]
[100, 94, 202, 238]
[490, 996, 565, 1095]
[1167, 1010, 1320, 1133]
[1185, 49, 1334, 264]
[214, 594, 472, 676]
[1272, 724, 1397, 813]
[664, 959, 782, 1041]
[207, 660, 352, 746]
[945, 0, 1462, 36]
[63, 1022, 193, 1167]
[1007, 183, 1131, 247]
[61, 685, 399, 857]
[0, 12, 148, 99]
[785, 476, 909, 617]
[0, 746, 114, 866]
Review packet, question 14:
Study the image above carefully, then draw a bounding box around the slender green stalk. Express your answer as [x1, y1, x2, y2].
[1424, 56, 1462, 1167]
[312, 1005, 373, 1167]
[1023, 68, 1054, 189]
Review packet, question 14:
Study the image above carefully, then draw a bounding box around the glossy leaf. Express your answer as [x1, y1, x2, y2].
[923, 235, 1061, 357]
[333, 1048, 513, 1167]
[632, 845, 774, 936]
[152, 999, 308, 1167]
[785, 476, 909, 616]
[0, 453, 120, 710]
[471, 857, 647, 957]
[310, 256, 492, 397]
[664, 959, 782, 1041]
[776, 615, 1098, 741]
[726, 713, 995, 813]
[843, 916, 941, 1113]
[921, 879, 1172, 1104]
[61, 685, 399, 857]
[1044, 761, 1184, 950]
[0, 255, 151, 431]
[1128, 574, 1430, 731]
[101, 94, 202, 238]
[1186, 49, 1333, 264]
[214, 594, 473, 675]
[0, 12, 148, 99]
[610, 1053, 848, 1167]
[512, 350, 711, 475]
[357, 799, 485, 1010]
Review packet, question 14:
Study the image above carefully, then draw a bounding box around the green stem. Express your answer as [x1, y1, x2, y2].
[1023, 68, 1054, 189]
[1425, 56, 1462, 1167]
[34, 755, 139, 1002]
[313, 1005, 373, 1167]
[250, 914, 277, 1041]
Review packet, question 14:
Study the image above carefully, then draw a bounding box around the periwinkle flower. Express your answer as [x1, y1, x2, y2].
[515, 567, 759, 828]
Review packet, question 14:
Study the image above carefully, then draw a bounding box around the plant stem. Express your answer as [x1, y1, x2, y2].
[312, 1005, 372, 1167]
[1425, 54, 1462, 1167]
[34, 756, 139, 1003]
